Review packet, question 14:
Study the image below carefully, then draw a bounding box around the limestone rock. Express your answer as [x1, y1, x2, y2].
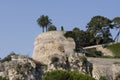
[96, 45, 113, 56]
[0, 54, 43, 80]
[88, 58, 120, 80]
[32, 31, 93, 76]
[112, 64, 120, 80]
[46, 53, 93, 76]
[84, 45, 113, 56]
[32, 31, 75, 64]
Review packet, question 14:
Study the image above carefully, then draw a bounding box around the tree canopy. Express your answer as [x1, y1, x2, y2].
[112, 17, 120, 26]
[87, 15, 113, 44]
[37, 15, 120, 45]
[112, 17, 120, 41]
[37, 15, 52, 32]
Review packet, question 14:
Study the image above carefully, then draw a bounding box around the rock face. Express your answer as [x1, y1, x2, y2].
[88, 58, 120, 80]
[32, 31, 75, 64]
[0, 53, 93, 80]
[0, 54, 43, 80]
[84, 45, 113, 56]
[0, 31, 93, 80]
[32, 31, 93, 76]
[47, 53, 93, 76]
[1, 31, 120, 80]
[96, 45, 113, 56]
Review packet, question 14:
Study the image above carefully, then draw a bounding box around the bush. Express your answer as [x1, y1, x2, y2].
[101, 55, 114, 58]
[0, 54, 12, 63]
[106, 42, 120, 57]
[64, 31, 74, 38]
[48, 25, 57, 31]
[0, 76, 9, 80]
[0, 52, 16, 63]
[15, 77, 21, 80]
[79, 56, 87, 63]
[42, 70, 95, 80]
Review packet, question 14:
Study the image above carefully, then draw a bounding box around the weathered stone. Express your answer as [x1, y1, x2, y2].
[32, 31, 75, 64]
[0, 54, 43, 80]
[96, 45, 113, 56]
[88, 58, 120, 80]
[112, 64, 120, 80]
[32, 31, 93, 76]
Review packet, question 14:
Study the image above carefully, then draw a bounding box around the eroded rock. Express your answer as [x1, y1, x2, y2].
[32, 31, 75, 64]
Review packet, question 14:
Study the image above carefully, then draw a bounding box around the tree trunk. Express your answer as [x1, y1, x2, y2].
[42, 27, 44, 32]
[46, 26, 47, 32]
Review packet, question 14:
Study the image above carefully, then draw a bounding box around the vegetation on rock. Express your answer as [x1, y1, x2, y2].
[42, 70, 95, 80]
[79, 56, 88, 63]
[106, 42, 120, 58]
[0, 53, 43, 80]
[87, 16, 113, 45]
[99, 76, 107, 80]
[64, 28, 95, 48]
[64, 26, 113, 53]
[0, 76, 9, 80]
[48, 25, 57, 31]
[86, 48, 103, 57]
[0, 52, 15, 63]
[37, 15, 52, 32]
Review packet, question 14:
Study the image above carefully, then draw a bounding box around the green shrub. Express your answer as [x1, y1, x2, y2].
[42, 70, 95, 80]
[79, 56, 87, 63]
[15, 77, 21, 80]
[101, 55, 114, 58]
[64, 31, 74, 38]
[0, 52, 16, 63]
[48, 25, 57, 31]
[1, 54, 12, 63]
[0, 76, 9, 80]
[106, 42, 120, 57]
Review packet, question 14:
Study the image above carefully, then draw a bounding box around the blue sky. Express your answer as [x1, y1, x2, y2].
[0, 0, 120, 58]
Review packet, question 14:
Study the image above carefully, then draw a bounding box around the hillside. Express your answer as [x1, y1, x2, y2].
[0, 54, 43, 80]
[88, 58, 120, 80]
[84, 42, 120, 58]
[106, 42, 120, 57]
[0, 31, 120, 80]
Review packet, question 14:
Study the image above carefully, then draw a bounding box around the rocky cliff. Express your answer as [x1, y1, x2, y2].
[32, 31, 75, 64]
[32, 31, 120, 80]
[0, 31, 93, 80]
[0, 54, 43, 80]
[1, 31, 120, 80]
[32, 31, 93, 76]
[88, 58, 120, 80]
